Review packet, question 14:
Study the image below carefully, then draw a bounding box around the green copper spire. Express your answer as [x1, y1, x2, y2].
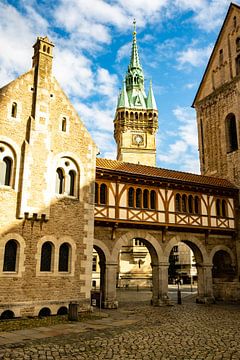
[117, 81, 129, 108]
[130, 19, 142, 70]
[147, 80, 157, 110]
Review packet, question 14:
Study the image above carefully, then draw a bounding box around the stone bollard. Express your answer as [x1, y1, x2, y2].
[68, 302, 79, 321]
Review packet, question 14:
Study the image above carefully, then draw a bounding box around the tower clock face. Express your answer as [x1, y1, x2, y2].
[133, 134, 144, 145]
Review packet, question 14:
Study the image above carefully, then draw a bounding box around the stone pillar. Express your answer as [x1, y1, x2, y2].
[103, 262, 118, 309]
[151, 262, 171, 306]
[196, 263, 215, 304]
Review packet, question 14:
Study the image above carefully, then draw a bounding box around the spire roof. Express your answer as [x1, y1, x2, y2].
[129, 19, 142, 70]
[147, 80, 157, 110]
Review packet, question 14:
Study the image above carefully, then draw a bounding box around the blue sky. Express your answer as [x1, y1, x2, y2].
[0, 0, 234, 173]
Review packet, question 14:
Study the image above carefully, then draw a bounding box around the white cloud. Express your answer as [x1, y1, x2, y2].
[96, 68, 119, 99]
[117, 42, 131, 63]
[177, 45, 213, 68]
[158, 106, 199, 173]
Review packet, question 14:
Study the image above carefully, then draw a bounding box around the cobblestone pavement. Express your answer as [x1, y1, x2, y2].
[0, 299, 240, 359]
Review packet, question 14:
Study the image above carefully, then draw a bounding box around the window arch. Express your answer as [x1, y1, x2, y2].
[0, 143, 15, 188]
[62, 117, 67, 132]
[11, 102, 17, 118]
[56, 168, 64, 194]
[3, 240, 18, 272]
[136, 188, 142, 208]
[194, 196, 200, 214]
[225, 113, 238, 153]
[150, 190, 156, 210]
[68, 170, 76, 196]
[40, 242, 53, 272]
[58, 243, 70, 272]
[55, 157, 79, 197]
[236, 55, 240, 75]
[128, 187, 134, 207]
[100, 183, 107, 204]
[188, 195, 193, 214]
[216, 199, 221, 217]
[182, 194, 187, 212]
[143, 189, 149, 209]
[175, 193, 181, 212]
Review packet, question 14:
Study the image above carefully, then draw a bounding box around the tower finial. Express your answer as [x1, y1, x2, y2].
[133, 18, 136, 35]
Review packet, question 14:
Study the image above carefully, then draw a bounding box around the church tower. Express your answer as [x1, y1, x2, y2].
[114, 21, 158, 166]
[193, 3, 240, 187]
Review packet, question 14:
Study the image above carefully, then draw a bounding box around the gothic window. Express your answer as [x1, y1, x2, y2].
[58, 243, 70, 272]
[99, 183, 107, 204]
[56, 168, 64, 194]
[128, 187, 134, 207]
[182, 194, 187, 213]
[143, 189, 149, 209]
[219, 49, 223, 65]
[40, 242, 53, 271]
[11, 102, 17, 118]
[175, 194, 181, 212]
[68, 170, 76, 196]
[3, 240, 18, 272]
[236, 55, 240, 75]
[225, 114, 238, 153]
[62, 117, 67, 132]
[136, 188, 142, 208]
[234, 16, 237, 28]
[95, 182, 99, 204]
[188, 195, 193, 214]
[150, 190, 156, 210]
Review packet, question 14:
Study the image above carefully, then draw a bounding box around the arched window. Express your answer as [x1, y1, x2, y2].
[136, 188, 142, 208]
[188, 195, 193, 214]
[128, 187, 134, 207]
[43, 44, 46, 52]
[216, 199, 221, 217]
[11, 102, 17, 118]
[62, 117, 67, 132]
[182, 195, 187, 212]
[219, 49, 223, 66]
[222, 200, 227, 217]
[95, 182, 99, 204]
[40, 242, 53, 271]
[236, 55, 240, 75]
[58, 243, 70, 272]
[226, 114, 238, 153]
[236, 37, 240, 50]
[68, 170, 75, 196]
[194, 196, 200, 214]
[150, 190, 156, 210]
[56, 168, 64, 194]
[175, 194, 181, 212]
[0, 157, 12, 186]
[3, 240, 18, 272]
[100, 184, 107, 204]
[143, 189, 149, 209]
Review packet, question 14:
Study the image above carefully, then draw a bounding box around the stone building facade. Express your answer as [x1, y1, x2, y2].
[0, 36, 97, 317]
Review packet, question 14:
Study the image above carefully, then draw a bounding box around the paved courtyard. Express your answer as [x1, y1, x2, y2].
[0, 292, 240, 359]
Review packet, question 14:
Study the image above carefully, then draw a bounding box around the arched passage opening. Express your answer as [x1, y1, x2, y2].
[166, 238, 214, 304]
[116, 236, 161, 306]
[91, 245, 106, 307]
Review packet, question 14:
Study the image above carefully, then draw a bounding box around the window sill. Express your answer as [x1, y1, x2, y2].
[55, 194, 79, 201]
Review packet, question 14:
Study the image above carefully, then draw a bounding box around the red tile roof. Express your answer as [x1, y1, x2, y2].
[96, 158, 236, 189]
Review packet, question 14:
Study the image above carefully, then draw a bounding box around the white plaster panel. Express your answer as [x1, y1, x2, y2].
[109, 208, 115, 218]
[119, 209, 127, 219]
[168, 214, 175, 223]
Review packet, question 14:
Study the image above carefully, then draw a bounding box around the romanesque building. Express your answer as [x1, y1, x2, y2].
[1, 3, 240, 318]
[0, 37, 97, 317]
